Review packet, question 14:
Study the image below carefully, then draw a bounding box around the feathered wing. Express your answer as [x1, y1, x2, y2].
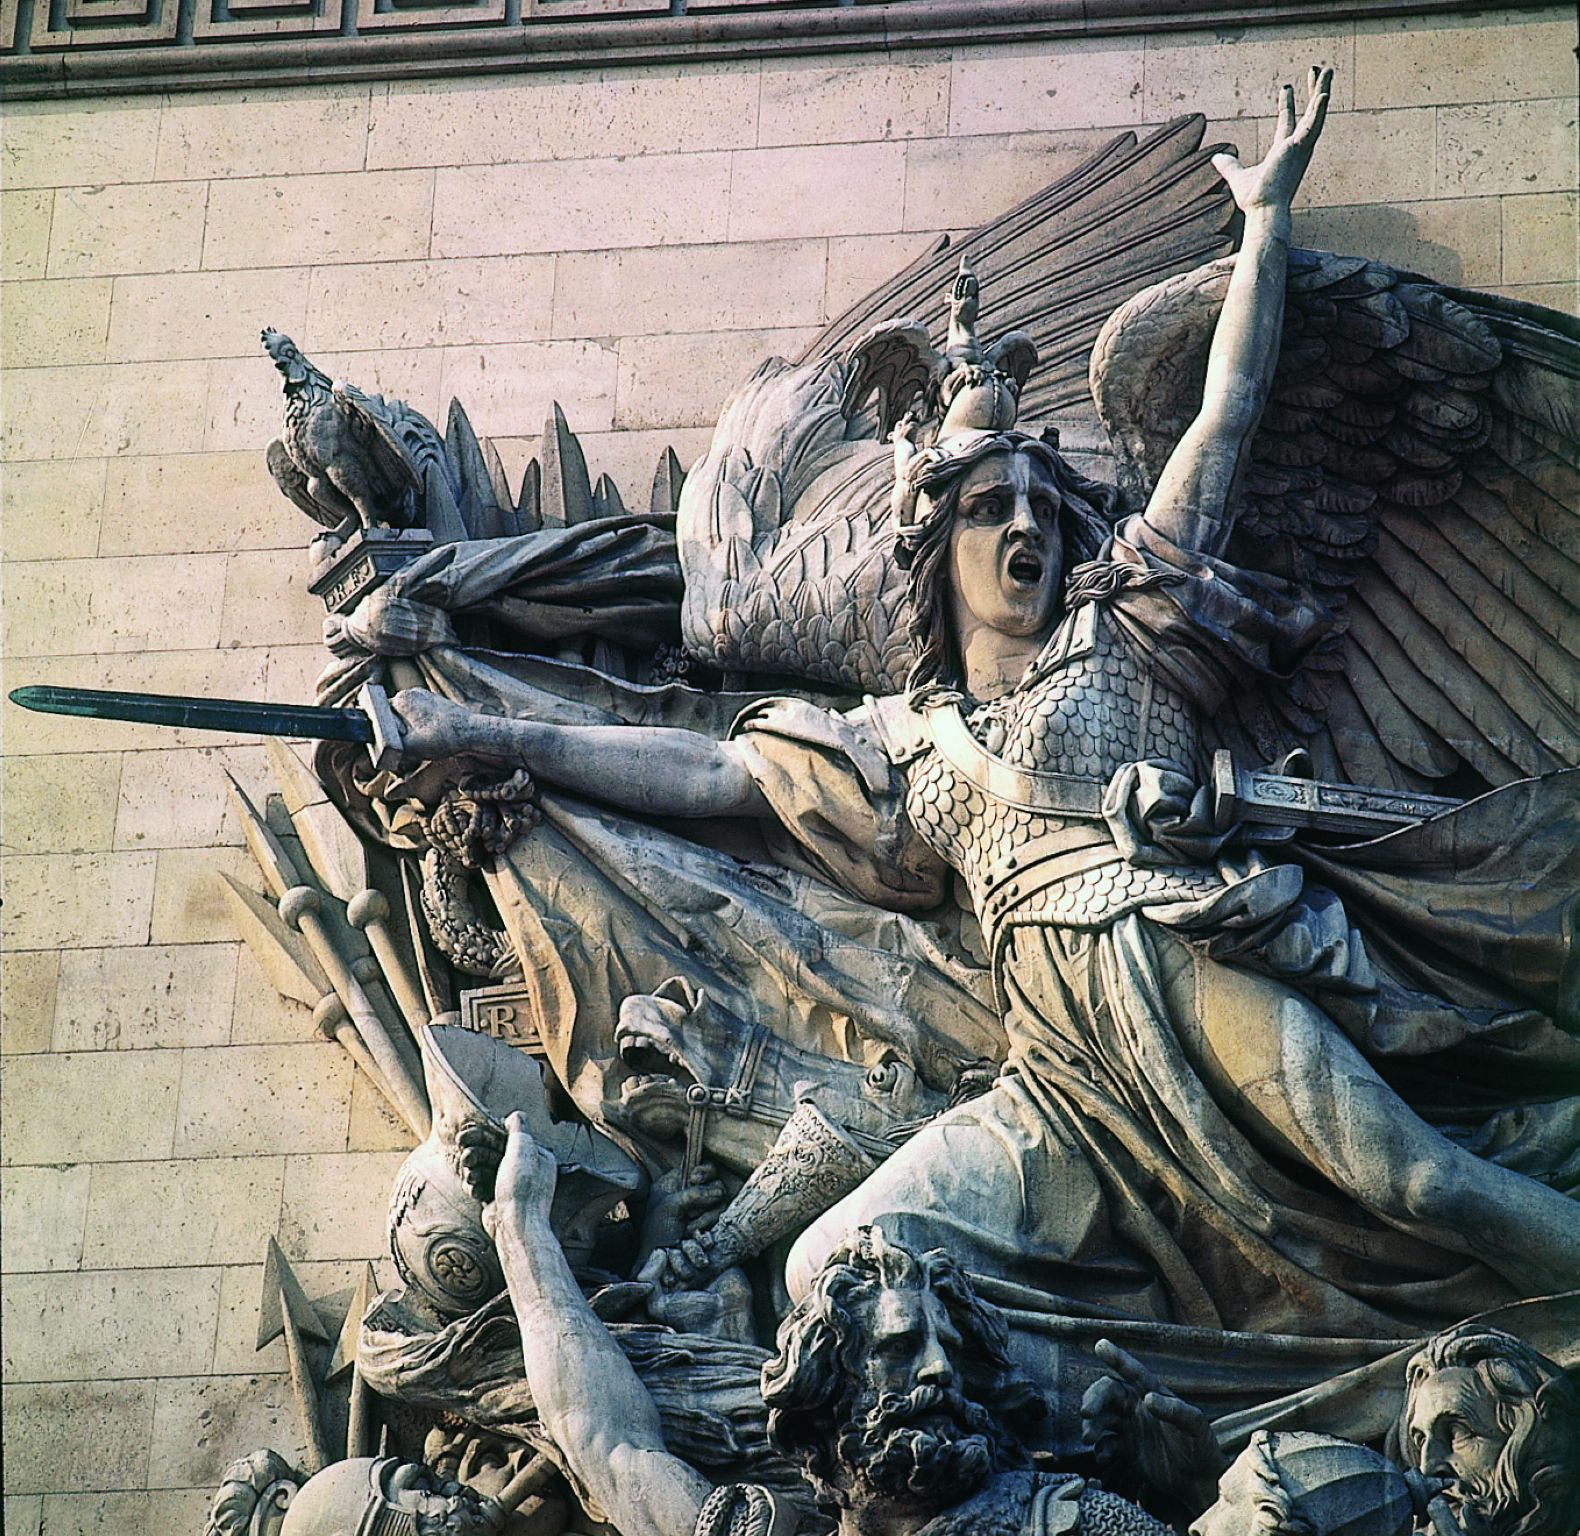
[679, 116, 1240, 691]
[841, 321, 946, 439]
[803, 114, 1239, 426]
[679, 355, 910, 691]
[266, 436, 345, 530]
[1092, 249, 1580, 792]
[332, 380, 423, 525]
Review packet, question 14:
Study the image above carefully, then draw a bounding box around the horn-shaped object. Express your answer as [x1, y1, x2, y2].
[662, 1100, 875, 1287]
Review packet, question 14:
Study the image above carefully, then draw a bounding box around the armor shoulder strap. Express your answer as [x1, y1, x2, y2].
[863, 690, 934, 767]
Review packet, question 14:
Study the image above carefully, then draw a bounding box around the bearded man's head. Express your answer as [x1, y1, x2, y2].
[1399, 1324, 1580, 1536]
[759, 1227, 1045, 1515]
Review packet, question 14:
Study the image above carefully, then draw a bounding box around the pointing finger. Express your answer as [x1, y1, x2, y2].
[1094, 1337, 1161, 1393]
[1279, 82, 1296, 141]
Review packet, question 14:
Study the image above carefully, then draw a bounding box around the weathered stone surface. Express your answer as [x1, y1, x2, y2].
[759, 57, 949, 146]
[1142, 25, 1352, 121]
[150, 847, 266, 945]
[4, 42, 1578, 1536]
[3, 1266, 222, 1382]
[1503, 192, 1580, 284]
[728, 143, 906, 241]
[203, 170, 435, 271]
[0, 854, 158, 951]
[31, 1489, 215, 1536]
[279, 1150, 409, 1260]
[154, 88, 371, 181]
[3, 1496, 42, 1536]
[615, 327, 819, 431]
[106, 268, 310, 364]
[1438, 99, 1580, 197]
[172, 1041, 352, 1157]
[1491, 280, 1579, 311]
[534, 426, 716, 507]
[1353, 8, 1576, 109]
[0, 101, 162, 189]
[1, 1380, 155, 1493]
[0, 279, 112, 368]
[228, 942, 318, 1047]
[348, 1069, 418, 1153]
[54, 943, 240, 1051]
[366, 63, 760, 170]
[304, 255, 556, 351]
[114, 746, 273, 852]
[217, 549, 323, 649]
[436, 341, 620, 438]
[1, 754, 123, 855]
[0, 1049, 179, 1163]
[902, 129, 1114, 231]
[553, 240, 828, 340]
[434, 153, 733, 259]
[1298, 108, 1439, 207]
[1, 190, 55, 279]
[45, 182, 207, 279]
[952, 40, 1147, 135]
[4, 553, 228, 656]
[0, 459, 107, 563]
[100, 452, 303, 556]
[1, 360, 211, 460]
[0, 950, 59, 1055]
[146, 1374, 309, 1489]
[0, 1165, 91, 1272]
[1292, 197, 1504, 288]
[825, 232, 942, 319]
[81, 1158, 286, 1268]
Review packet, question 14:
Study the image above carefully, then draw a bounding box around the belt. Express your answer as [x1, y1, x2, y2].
[928, 704, 1105, 819]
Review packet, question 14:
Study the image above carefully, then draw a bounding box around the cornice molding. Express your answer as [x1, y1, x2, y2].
[0, 0, 1551, 102]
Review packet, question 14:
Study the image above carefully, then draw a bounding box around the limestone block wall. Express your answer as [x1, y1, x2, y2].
[1, 9, 1575, 1532]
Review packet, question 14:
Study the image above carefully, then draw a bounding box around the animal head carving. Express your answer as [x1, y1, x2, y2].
[262, 328, 314, 388]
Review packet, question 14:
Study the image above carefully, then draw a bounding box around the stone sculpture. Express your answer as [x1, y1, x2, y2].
[15, 67, 1579, 1536]
[1396, 1325, 1580, 1536]
[264, 328, 426, 540]
[484, 1113, 1172, 1536]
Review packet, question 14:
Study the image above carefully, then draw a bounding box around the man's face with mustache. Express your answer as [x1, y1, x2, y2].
[834, 1283, 995, 1511]
[1403, 1366, 1509, 1528]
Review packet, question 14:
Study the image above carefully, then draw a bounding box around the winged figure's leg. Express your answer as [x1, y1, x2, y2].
[1155, 935, 1580, 1294]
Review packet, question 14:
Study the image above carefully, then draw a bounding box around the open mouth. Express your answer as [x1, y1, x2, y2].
[1006, 549, 1044, 588]
[616, 1030, 699, 1092]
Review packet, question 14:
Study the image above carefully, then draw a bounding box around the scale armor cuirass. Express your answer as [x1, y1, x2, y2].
[903, 606, 1224, 946]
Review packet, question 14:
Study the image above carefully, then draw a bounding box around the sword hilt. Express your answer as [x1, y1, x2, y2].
[358, 683, 406, 774]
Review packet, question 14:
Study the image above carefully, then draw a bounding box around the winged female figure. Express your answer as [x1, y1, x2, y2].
[383, 69, 1580, 1420]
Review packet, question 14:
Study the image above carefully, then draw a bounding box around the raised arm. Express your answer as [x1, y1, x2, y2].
[1143, 67, 1332, 556]
[489, 1114, 713, 1536]
[391, 688, 772, 820]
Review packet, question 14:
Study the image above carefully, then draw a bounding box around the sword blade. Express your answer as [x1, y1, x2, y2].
[8, 685, 373, 745]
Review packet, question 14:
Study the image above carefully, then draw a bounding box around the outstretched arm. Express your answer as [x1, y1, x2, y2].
[489, 1114, 713, 1536]
[391, 688, 772, 820]
[1144, 67, 1332, 557]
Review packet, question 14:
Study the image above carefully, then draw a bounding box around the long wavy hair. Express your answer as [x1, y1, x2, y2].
[759, 1227, 1045, 1507]
[1400, 1325, 1580, 1536]
[891, 432, 1122, 695]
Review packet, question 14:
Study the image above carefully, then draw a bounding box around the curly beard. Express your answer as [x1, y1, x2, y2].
[834, 1383, 997, 1509]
